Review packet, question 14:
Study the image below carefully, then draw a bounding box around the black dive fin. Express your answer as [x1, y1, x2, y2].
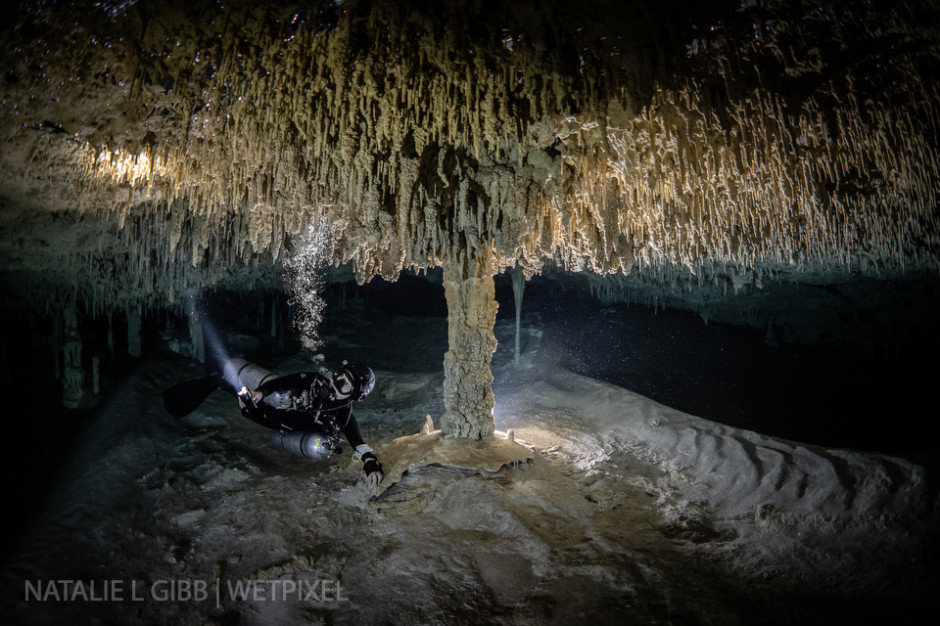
[163, 376, 221, 419]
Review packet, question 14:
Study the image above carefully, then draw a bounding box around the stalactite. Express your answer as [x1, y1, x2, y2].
[511, 264, 525, 364]
[4, 0, 932, 304]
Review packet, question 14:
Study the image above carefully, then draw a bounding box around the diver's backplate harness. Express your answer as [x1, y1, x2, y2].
[239, 381, 348, 460]
[226, 359, 381, 479]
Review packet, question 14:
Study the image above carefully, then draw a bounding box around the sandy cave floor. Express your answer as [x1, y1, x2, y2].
[0, 310, 938, 625]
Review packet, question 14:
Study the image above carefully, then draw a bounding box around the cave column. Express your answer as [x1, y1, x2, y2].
[62, 305, 83, 409]
[441, 245, 498, 440]
[187, 305, 205, 362]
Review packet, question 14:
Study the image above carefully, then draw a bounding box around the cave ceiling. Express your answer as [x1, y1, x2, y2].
[1, 0, 939, 316]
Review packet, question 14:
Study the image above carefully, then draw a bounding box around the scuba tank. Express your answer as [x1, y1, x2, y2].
[269, 427, 341, 460]
[221, 358, 277, 393]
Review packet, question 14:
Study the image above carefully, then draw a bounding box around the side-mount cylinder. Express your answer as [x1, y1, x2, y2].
[269, 427, 335, 460]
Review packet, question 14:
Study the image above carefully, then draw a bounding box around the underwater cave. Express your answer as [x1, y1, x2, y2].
[2, 0, 939, 624]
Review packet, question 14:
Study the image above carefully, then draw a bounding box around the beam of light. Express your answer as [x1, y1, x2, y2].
[188, 295, 229, 375]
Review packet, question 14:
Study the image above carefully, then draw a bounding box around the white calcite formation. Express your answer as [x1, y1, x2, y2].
[2, 0, 939, 436]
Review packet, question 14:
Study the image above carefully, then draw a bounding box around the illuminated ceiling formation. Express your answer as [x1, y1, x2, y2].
[2, 0, 939, 435]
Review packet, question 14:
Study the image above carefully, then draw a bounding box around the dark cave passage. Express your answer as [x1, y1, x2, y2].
[313, 272, 940, 456]
[506, 279, 939, 457]
[313, 272, 939, 456]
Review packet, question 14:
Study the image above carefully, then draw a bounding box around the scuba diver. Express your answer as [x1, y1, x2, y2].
[162, 306, 384, 488]
[219, 357, 384, 488]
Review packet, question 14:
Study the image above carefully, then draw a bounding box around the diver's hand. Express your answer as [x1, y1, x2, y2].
[361, 452, 384, 489]
[238, 387, 263, 408]
[366, 469, 383, 489]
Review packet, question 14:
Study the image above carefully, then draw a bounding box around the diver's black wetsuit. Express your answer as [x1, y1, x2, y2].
[238, 371, 368, 450]
[215, 357, 382, 484]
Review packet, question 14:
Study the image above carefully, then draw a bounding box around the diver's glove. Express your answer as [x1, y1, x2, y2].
[360, 451, 384, 489]
[238, 386, 264, 419]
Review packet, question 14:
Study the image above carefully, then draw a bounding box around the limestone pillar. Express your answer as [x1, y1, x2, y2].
[441, 247, 498, 440]
[188, 305, 205, 362]
[62, 306, 83, 409]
